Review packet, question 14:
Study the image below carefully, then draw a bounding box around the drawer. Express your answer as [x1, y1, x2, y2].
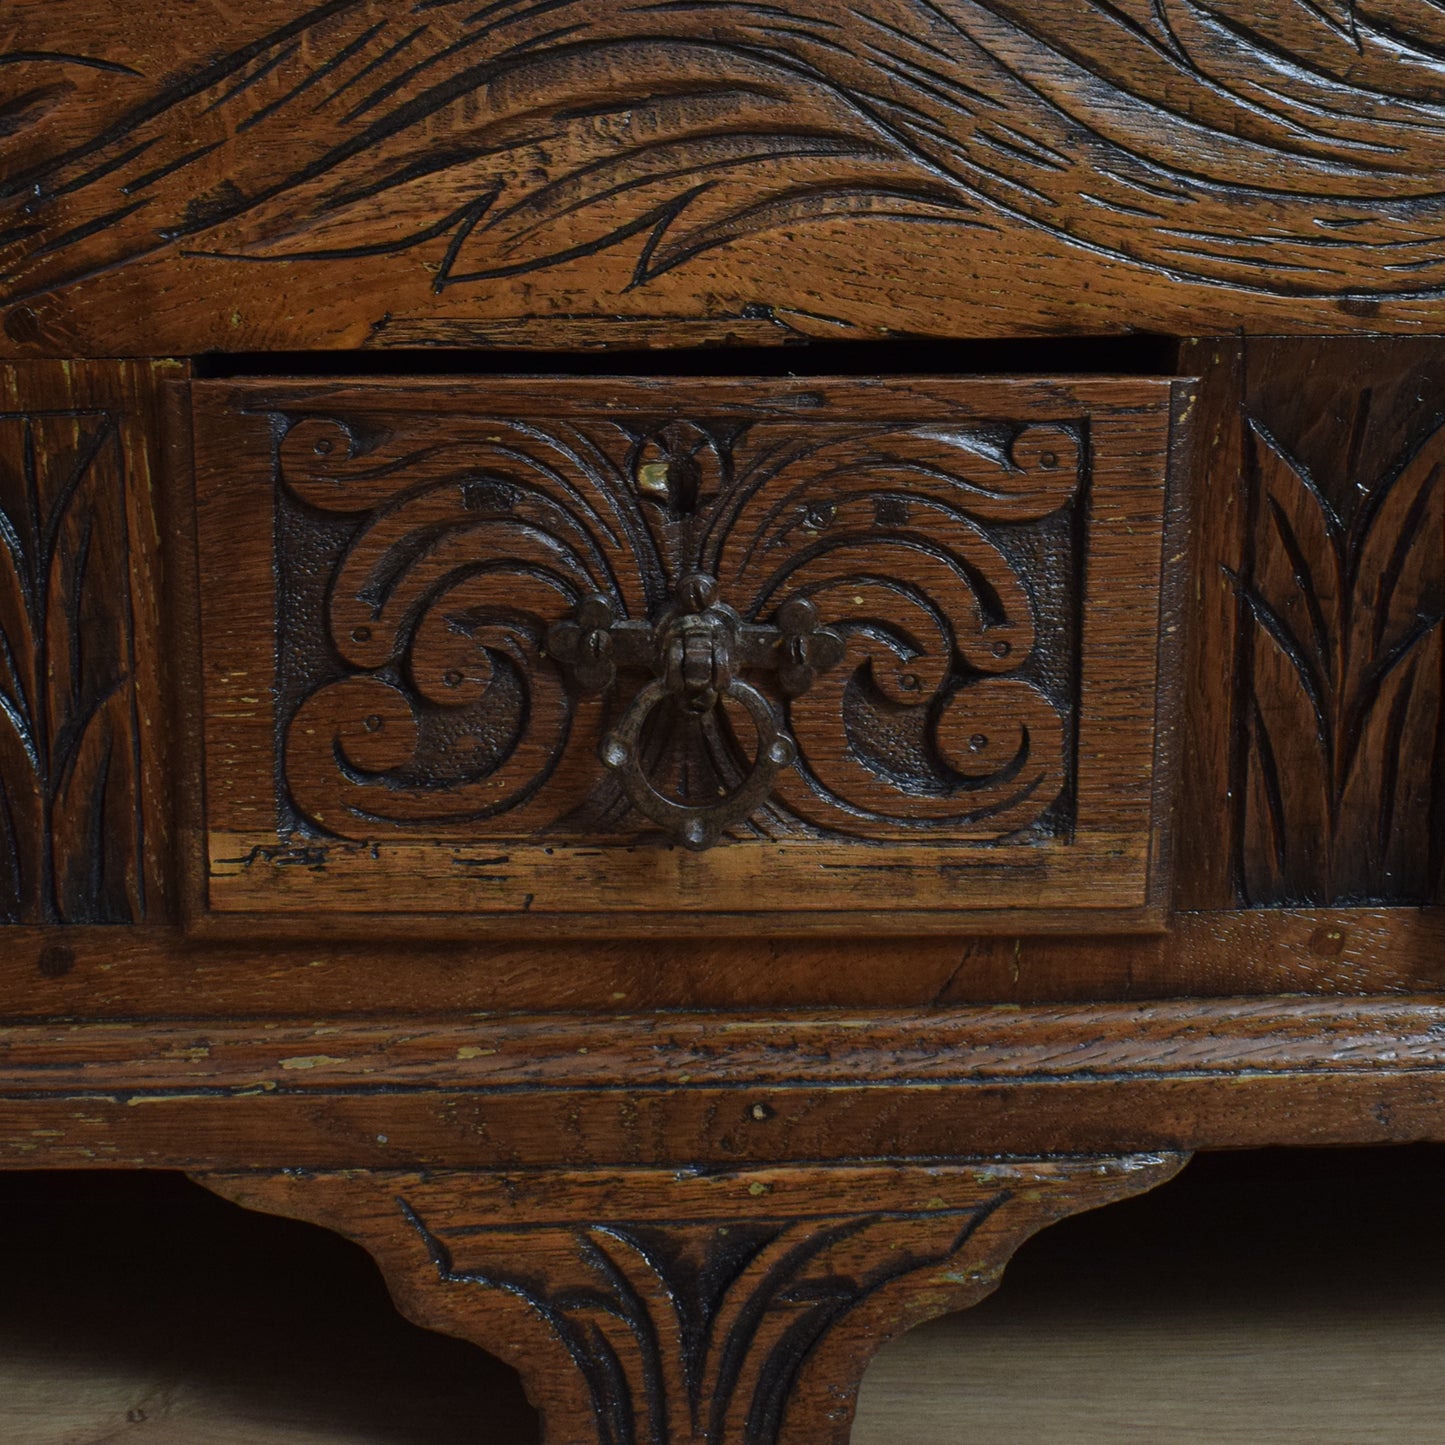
[185, 374, 1185, 932]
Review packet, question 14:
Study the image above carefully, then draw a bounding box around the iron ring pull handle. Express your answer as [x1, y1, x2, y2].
[545, 573, 845, 851]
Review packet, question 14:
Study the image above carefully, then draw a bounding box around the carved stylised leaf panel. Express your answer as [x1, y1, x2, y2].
[403, 1203, 988, 1445]
[194, 376, 1173, 924]
[1238, 399, 1445, 906]
[0, 390, 147, 924]
[3, 2, 1445, 348]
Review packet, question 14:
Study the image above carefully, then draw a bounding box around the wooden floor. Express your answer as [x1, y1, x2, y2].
[2, 1149, 1443, 1443]
[0, 1171, 536, 1445]
[854, 1148, 1445, 1443]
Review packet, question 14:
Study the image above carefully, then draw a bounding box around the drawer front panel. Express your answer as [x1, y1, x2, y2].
[189, 376, 1181, 929]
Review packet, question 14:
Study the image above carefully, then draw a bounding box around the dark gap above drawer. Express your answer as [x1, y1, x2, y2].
[192, 335, 1180, 381]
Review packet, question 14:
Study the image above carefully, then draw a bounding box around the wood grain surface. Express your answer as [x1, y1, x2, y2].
[187, 374, 1181, 930]
[2, 996, 1445, 1168]
[0, 907, 1442, 1017]
[4, 3, 1445, 352]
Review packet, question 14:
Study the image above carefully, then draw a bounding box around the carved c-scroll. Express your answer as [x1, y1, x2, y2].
[273, 410, 1083, 845]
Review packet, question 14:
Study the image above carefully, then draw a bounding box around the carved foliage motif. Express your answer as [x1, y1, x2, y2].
[0, 408, 143, 922]
[3, 1, 1445, 307]
[402, 1197, 996, 1445]
[200, 1159, 1186, 1445]
[1237, 416, 1445, 905]
[273, 409, 1083, 844]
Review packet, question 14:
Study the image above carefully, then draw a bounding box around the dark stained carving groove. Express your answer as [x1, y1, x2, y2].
[3, 1, 1445, 309]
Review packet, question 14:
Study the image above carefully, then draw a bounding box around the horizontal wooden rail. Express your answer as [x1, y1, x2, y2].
[1, 995, 1443, 1167]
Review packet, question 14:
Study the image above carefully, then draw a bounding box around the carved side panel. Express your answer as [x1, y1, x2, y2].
[191, 375, 1178, 926]
[1177, 339, 1445, 909]
[2, 2, 1445, 351]
[201, 1157, 1186, 1445]
[1239, 415, 1444, 906]
[0, 361, 176, 923]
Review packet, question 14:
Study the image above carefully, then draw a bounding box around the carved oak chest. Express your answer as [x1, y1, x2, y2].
[1, 4, 1443, 1442]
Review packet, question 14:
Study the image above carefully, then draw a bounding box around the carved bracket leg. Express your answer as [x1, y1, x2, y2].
[198, 1155, 1185, 1444]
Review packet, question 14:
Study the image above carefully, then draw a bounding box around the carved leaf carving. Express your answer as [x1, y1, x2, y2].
[201, 1159, 1186, 1445]
[1239, 417, 1445, 904]
[0, 410, 142, 923]
[401, 1197, 997, 1445]
[3, 2, 1445, 305]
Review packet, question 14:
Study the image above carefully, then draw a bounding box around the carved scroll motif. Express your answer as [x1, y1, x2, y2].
[274, 412, 1083, 845]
